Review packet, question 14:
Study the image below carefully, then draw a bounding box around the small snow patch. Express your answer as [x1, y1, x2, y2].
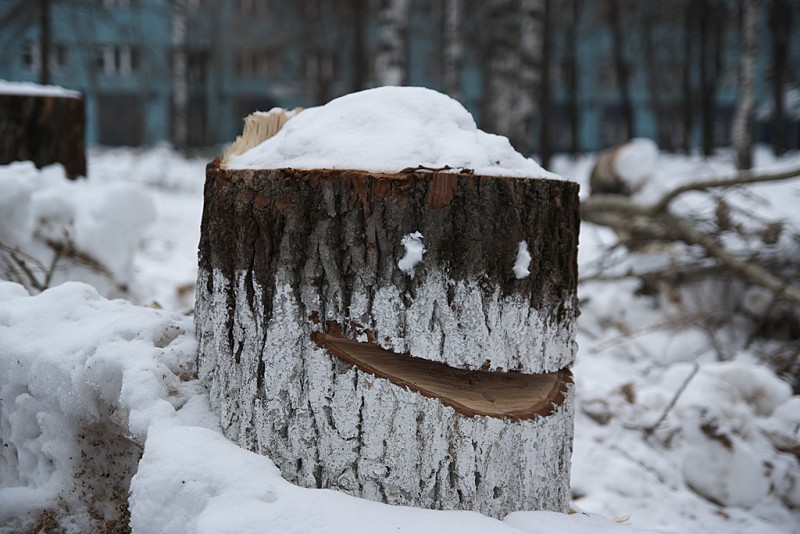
[513, 241, 532, 279]
[0, 79, 81, 98]
[398, 231, 425, 278]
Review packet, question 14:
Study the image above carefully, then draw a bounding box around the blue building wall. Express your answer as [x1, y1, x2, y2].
[1, 0, 798, 152]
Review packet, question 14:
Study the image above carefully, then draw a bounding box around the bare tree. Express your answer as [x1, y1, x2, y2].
[481, 0, 544, 154]
[699, 0, 725, 156]
[769, 0, 792, 157]
[171, 0, 188, 151]
[442, 0, 462, 100]
[350, 0, 369, 92]
[537, 0, 552, 168]
[565, 0, 581, 154]
[642, 3, 672, 151]
[375, 0, 411, 86]
[732, 0, 759, 170]
[606, 0, 634, 140]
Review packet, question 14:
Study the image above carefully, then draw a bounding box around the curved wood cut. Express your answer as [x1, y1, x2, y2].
[312, 333, 571, 420]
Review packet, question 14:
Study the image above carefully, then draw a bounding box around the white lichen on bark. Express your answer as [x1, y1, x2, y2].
[197, 266, 575, 518]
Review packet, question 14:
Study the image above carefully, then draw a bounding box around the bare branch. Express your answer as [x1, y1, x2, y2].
[581, 185, 800, 307]
[654, 166, 800, 213]
[663, 212, 800, 306]
[644, 363, 700, 438]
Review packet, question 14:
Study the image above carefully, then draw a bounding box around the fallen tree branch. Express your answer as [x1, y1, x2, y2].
[581, 192, 800, 307]
[664, 212, 800, 306]
[654, 166, 800, 213]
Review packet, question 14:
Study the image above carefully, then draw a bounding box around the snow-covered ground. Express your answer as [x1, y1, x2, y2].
[1, 144, 799, 533]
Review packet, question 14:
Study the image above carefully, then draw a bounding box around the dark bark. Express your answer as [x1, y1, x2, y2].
[699, 0, 723, 156]
[198, 164, 579, 314]
[770, 0, 791, 156]
[350, 0, 368, 92]
[39, 0, 51, 85]
[607, 0, 634, 140]
[0, 94, 86, 180]
[482, 0, 520, 146]
[566, 0, 581, 154]
[538, 0, 552, 168]
[642, 5, 671, 151]
[682, 0, 696, 153]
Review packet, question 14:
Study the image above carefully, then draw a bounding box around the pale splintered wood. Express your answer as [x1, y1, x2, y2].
[222, 108, 302, 165]
[313, 333, 570, 420]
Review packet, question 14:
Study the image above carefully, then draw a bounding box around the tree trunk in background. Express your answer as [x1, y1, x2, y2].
[375, 0, 410, 86]
[0, 93, 86, 179]
[483, 0, 520, 147]
[769, 0, 790, 157]
[732, 0, 758, 170]
[537, 0, 551, 168]
[171, 0, 188, 151]
[607, 0, 634, 141]
[39, 0, 51, 86]
[442, 0, 462, 100]
[682, 0, 696, 153]
[351, 0, 368, 92]
[196, 162, 579, 517]
[566, 0, 581, 155]
[643, 5, 670, 151]
[518, 0, 544, 156]
[699, 0, 723, 157]
[483, 0, 544, 155]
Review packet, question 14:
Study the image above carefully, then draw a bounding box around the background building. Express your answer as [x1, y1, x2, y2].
[1, 0, 799, 156]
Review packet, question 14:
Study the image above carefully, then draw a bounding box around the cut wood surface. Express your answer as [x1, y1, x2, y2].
[312, 333, 572, 420]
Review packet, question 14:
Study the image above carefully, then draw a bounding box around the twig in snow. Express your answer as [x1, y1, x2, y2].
[643, 362, 700, 439]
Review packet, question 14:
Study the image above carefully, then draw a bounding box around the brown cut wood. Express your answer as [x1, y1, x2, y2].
[312, 333, 571, 420]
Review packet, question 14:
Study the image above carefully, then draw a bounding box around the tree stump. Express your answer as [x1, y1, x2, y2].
[196, 160, 580, 518]
[0, 89, 86, 180]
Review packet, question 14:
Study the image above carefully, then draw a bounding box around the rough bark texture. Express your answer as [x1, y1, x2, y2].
[196, 162, 579, 517]
[0, 93, 86, 179]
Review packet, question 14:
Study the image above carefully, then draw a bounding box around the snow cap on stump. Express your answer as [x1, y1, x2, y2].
[197, 86, 579, 518]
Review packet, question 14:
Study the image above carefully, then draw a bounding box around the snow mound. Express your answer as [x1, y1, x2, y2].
[226, 86, 558, 178]
[0, 281, 651, 534]
[0, 161, 155, 296]
[614, 138, 659, 189]
[0, 281, 199, 532]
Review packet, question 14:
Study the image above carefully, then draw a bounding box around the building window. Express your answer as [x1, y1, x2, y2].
[96, 45, 140, 76]
[21, 42, 68, 73]
[21, 42, 37, 72]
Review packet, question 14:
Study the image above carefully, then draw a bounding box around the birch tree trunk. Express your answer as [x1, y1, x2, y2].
[171, 0, 188, 151]
[375, 0, 411, 86]
[442, 0, 462, 100]
[732, 0, 759, 170]
[196, 161, 579, 518]
[482, 0, 544, 154]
